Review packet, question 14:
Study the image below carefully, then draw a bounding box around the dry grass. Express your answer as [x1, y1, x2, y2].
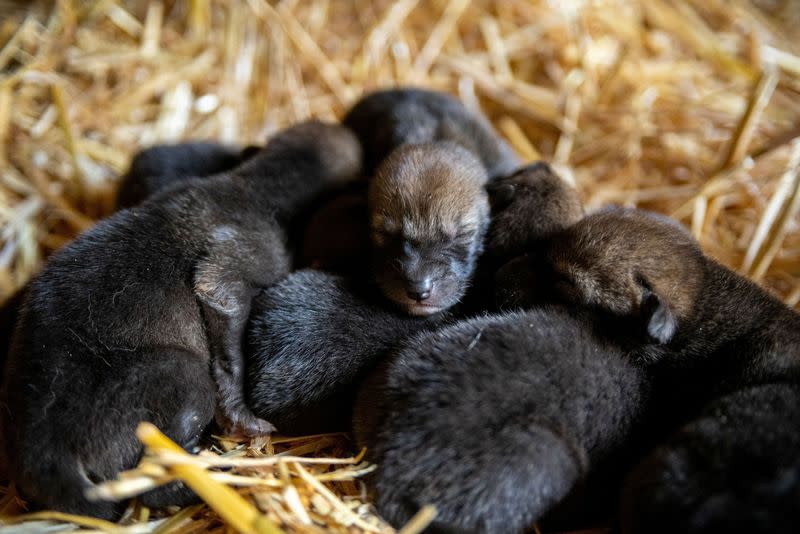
[1, 0, 800, 532]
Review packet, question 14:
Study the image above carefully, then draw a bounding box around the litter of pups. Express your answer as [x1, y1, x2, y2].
[2, 87, 799, 534]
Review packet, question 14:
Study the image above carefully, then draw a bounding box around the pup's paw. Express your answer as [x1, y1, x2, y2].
[220, 408, 276, 437]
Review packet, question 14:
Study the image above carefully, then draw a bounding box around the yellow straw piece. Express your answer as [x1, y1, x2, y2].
[0, 510, 122, 531]
[397, 505, 437, 534]
[136, 423, 284, 534]
[717, 68, 779, 172]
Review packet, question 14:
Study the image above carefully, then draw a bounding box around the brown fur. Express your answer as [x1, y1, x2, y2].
[495, 206, 800, 391]
[547, 209, 702, 327]
[485, 162, 584, 262]
[496, 208, 704, 345]
[370, 142, 488, 241]
[369, 142, 490, 315]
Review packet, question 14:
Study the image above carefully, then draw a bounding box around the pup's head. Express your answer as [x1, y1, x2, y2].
[496, 207, 705, 345]
[264, 120, 363, 184]
[485, 161, 584, 261]
[369, 142, 490, 316]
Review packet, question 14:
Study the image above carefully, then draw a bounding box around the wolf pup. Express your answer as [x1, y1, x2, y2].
[343, 88, 522, 316]
[495, 207, 800, 397]
[495, 207, 800, 532]
[1, 121, 361, 518]
[368, 142, 491, 315]
[353, 309, 645, 533]
[621, 382, 800, 534]
[244, 269, 438, 435]
[116, 141, 259, 208]
[343, 87, 519, 179]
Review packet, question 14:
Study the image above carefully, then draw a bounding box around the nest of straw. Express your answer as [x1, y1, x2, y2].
[1, 0, 800, 532]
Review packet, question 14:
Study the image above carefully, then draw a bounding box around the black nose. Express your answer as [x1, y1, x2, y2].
[406, 278, 432, 301]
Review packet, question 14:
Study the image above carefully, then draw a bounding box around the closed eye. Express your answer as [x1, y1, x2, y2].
[554, 271, 574, 285]
[552, 271, 579, 297]
[443, 242, 471, 259]
[374, 229, 399, 246]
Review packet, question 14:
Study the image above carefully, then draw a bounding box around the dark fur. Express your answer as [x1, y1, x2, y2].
[115, 141, 259, 209]
[621, 383, 800, 534]
[343, 88, 520, 179]
[244, 270, 437, 435]
[0, 121, 361, 518]
[484, 162, 584, 263]
[458, 162, 584, 315]
[0, 286, 26, 387]
[297, 183, 371, 277]
[353, 309, 646, 532]
[494, 207, 800, 530]
[0, 286, 26, 481]
[1, 144, 248, 484]
[495, 207, 800, 402]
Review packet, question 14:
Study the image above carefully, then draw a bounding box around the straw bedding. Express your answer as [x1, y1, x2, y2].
[1, 0, 799, 532]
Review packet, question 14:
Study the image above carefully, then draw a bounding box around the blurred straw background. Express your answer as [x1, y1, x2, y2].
[1, 0, 800, 532]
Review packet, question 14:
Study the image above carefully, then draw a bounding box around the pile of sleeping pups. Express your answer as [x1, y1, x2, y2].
[1, 88, 799, 533]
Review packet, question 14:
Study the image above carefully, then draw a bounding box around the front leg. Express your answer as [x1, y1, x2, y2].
[196, 270, 275, 437]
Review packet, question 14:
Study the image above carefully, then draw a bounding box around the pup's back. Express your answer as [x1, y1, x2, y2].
[245, 269, 435, 435]
[116, 141, 254, 208]
[622, 382, 800, 534]
[344, 88, 519, 179]
[354, 309, 645, 532]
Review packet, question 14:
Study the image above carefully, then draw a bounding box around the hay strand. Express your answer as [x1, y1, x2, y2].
[0, 510, 122, 531]
[410, 0, 471, 82]
[742, 137, 800, 277]
[135, 423, 283, 534]
[395, 506, 437, 534]
[717, 68, 779, 172]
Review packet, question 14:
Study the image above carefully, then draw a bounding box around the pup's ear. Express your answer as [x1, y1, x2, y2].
[520, 161, 554, 177]
[487, 183, 516, 211]
[640, 288, 677, 344]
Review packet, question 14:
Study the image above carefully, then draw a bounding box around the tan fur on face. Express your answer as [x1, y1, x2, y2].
[369, 142, 489, 244]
